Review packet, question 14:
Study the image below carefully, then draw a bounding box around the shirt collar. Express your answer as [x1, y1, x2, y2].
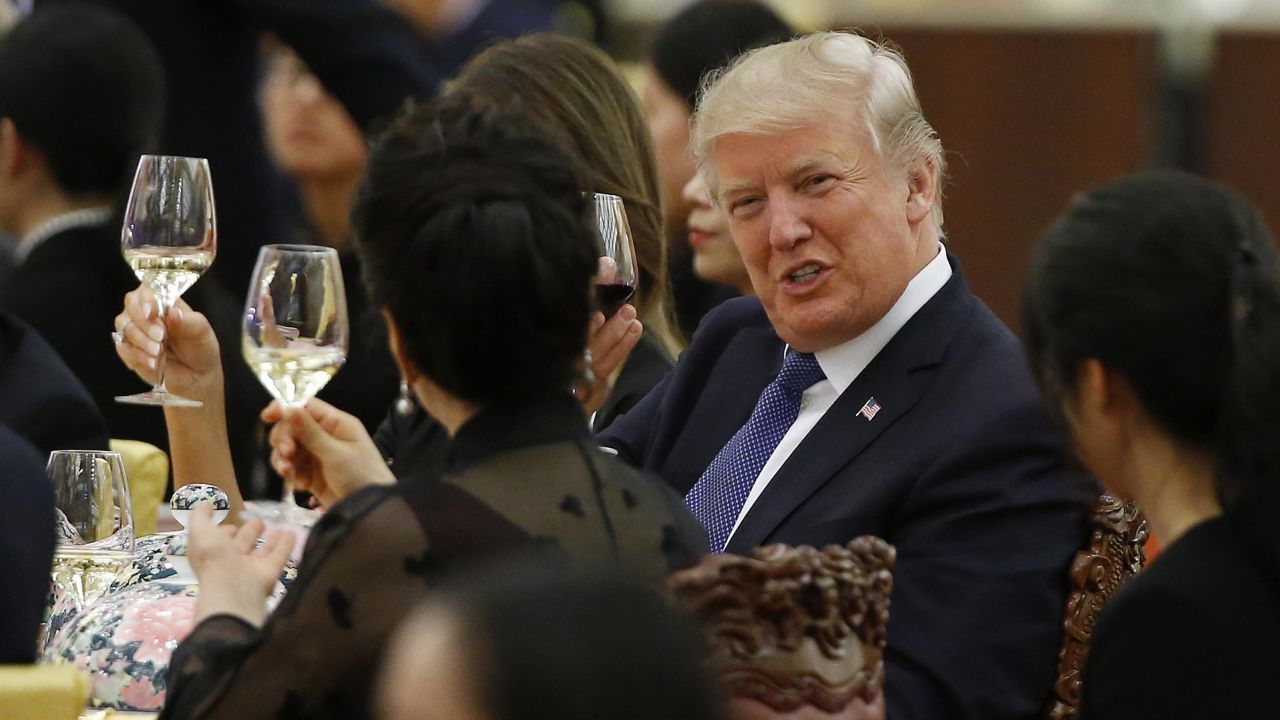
[448, 391, 591, 470]
[14, 206, 114, 265]
[812, 245, 952, 394]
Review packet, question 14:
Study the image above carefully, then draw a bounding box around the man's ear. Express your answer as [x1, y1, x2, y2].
[903, 157, 938, 226]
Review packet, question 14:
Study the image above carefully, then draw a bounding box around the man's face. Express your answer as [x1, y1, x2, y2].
[714, 122, 937, 352]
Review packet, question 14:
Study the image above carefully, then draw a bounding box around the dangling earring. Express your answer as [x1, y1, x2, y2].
[396, 380, 415, 416]
[581, 348, 595, 385]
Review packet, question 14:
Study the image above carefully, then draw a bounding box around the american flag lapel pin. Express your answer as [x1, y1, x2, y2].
[857, 397, 882, 421]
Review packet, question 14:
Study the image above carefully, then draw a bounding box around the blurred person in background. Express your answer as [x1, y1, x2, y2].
[378, 559, 723, 720]
[0, 423, 54, 664]
[34, 0, 439, 297]
[642, 0, 791, 337]
[259, 38, 399, 436]
[1023, 172, 1280, 720]
[0, 3, 264, 485]
[384, 0, 556, 78]
[116, 97, 704, 720]
[0, 3, 168, 453]
[682, 171, 754, 297]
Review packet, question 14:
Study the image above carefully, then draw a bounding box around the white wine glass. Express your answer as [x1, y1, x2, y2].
[117, 155, 217, 407]
[47, 450, 135, 611]
[589, 193, 639, 317]
[242, 244, 348, 517]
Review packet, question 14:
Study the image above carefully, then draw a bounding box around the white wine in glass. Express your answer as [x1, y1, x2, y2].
[242, 245, 348, 519]
[117, 155, 217, 408]
[47, 451, 135, 611]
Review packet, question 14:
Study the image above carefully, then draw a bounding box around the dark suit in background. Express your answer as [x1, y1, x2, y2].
[3, 222, 166, 450]
[37, 0, 439, 295]
[0, 311, 107, 455]
[1, 222, 266, 486]
[600, 258, 1096, 720]
[0, 423, 55, 663]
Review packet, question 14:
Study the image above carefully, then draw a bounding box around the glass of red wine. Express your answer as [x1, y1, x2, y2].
[589, 193, 639, 317]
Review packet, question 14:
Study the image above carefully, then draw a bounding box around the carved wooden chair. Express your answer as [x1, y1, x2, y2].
[1046, 494, 1148, 719]
[667, 537, 894, 720]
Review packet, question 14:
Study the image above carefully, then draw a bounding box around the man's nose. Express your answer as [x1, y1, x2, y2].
[768, 194, 812, 250]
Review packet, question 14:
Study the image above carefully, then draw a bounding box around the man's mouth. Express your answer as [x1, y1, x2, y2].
[788, 263, 823, 283]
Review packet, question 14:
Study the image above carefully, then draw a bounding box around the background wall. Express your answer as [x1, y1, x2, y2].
[614, 0, 1280, 333]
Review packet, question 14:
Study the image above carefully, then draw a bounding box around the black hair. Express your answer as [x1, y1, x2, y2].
[0, 3, 164, 197]
[650, 0, 793, 109]
[352, 94, 597, 407]
[430, 557, 724, 720]
[1023, 170, 1280, 572]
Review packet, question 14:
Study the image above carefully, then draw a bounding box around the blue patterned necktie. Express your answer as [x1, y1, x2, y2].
[685, 350, 826, 552]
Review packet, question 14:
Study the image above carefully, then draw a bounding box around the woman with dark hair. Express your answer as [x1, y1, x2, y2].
[1022, 171, 1280, 719]
[116, 96, 706, 719]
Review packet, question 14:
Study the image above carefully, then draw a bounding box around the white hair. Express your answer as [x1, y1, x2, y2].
[691, 31, 946, 232]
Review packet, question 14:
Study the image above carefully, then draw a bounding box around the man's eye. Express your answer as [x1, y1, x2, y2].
[805, 175, 834, 189]
[731, 197, 760, 216]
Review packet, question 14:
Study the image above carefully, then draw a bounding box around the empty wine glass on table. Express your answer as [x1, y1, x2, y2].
[116, 155, 217, 407]
[242, 244, 348, 519]
[47, 450, 135, 611]
[590, 193, 639, 317]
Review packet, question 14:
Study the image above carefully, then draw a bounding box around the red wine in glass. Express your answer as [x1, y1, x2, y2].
[595, 282, 636, 318]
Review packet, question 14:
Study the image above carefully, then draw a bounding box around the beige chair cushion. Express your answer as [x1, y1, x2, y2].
[109, 439, 169, 537]
[0, 664, 90, 720]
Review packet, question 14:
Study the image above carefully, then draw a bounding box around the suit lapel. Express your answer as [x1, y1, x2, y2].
[724, 261, 975, 553]
[661, 327, 783, 495]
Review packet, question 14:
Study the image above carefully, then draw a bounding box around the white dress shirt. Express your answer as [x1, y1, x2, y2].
[726, 248, 953, 541]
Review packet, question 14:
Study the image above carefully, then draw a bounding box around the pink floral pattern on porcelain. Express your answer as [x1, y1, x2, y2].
[41, 532, 301, 711]
[45, 583, 198, 711]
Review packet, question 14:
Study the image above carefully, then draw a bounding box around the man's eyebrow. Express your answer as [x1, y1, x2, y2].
[718, 179, 759, 202]
[784, 153, 843, 179]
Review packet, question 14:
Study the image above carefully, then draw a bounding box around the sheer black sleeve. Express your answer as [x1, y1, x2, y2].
[161, 486, 431, 719]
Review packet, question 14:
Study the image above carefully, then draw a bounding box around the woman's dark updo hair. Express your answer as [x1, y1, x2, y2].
[352, 94, 597, 407]
[1023, 170, 1280, 571]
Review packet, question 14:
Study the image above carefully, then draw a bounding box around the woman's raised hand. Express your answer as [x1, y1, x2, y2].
[576, 303, 643, 414]
[187, 504, 294, 627]
[113, 286, 223, 403]
[262, 398, 394, 509]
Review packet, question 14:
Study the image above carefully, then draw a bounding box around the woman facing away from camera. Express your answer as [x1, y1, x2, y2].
[114, 96, 707, 719]
[365, 33, 688, 478]
[1022, 171, 1280, 719]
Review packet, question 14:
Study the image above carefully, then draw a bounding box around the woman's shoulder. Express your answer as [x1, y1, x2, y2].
[1082, 516, 1280, 716]
[306, 483, 420, 549]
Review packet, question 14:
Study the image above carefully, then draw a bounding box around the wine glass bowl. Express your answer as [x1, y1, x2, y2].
[589, 193, 639, 317]
[242, 244, 349, 409]
[47, 450, 135, 611]
[117, 155, 217, 407]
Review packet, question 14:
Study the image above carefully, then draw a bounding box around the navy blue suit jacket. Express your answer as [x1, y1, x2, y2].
[0, 424, 54, 664]
[600, 259, 1095, 720]
[0, 311, 108, 456]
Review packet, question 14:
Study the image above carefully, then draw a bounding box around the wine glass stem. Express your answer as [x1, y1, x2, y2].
[153, 298, 174, 393]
